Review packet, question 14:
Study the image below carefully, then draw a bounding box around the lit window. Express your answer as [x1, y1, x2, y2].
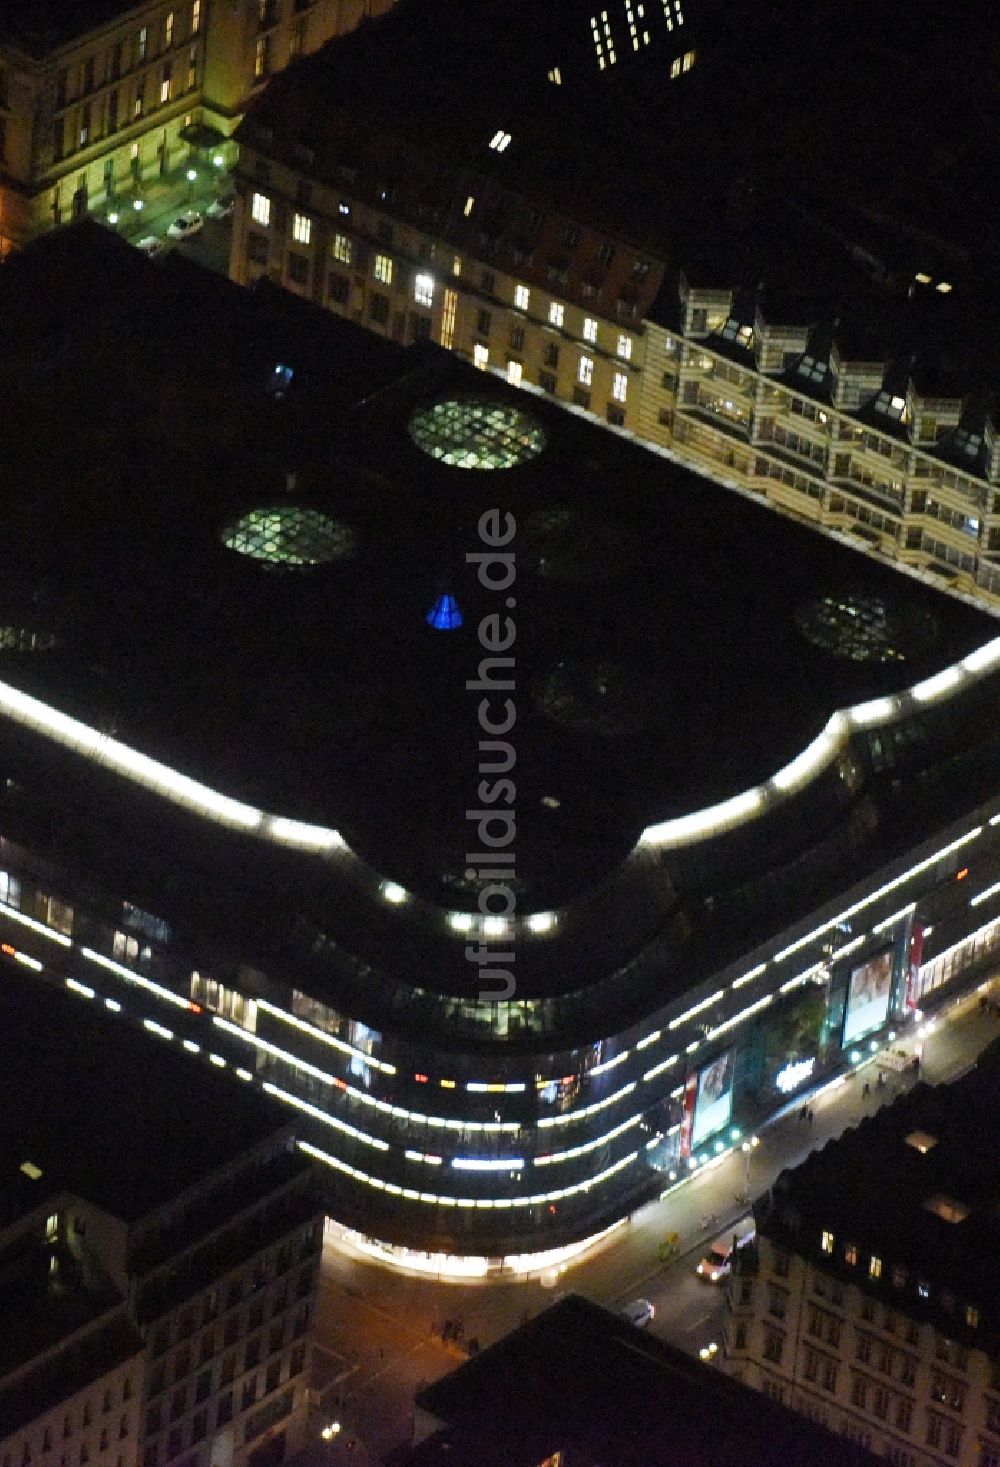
[870, 1255, 883, 1279]
[191, 0, 201, 32]
[616, 333, 633, 360]
[935, 280, 952, 294]
[414, 273, 434, 307]
[583, 316, 598, 344]
[966, 1304, 979, 1328]
[549, 301, 565, 328]
[612, 371, 628, 403]
[488, 129, 512, 153]
[333, 233, 351, 264]
[159, 63, 171, 103]
[452, 254, 462, 276]
[670, 56, 681, 77]
[253, 34, 269, 79]
[292, 212, 311, 245]
[373, 253, 393, 285]
[165, 10, 174, 46]
[547, 67, 562, 84]
[473, 344, 489, 370]
[137, 26, 147, 60]
[251, 192, 270, 226]
[821, 1230, 834, 1254]
[683, 48, 696, 71]
[507, 359, 523, 386]
[845, 1244, 858, 1266]
[46, 1212, 59, 1242]
[464, 195, 475, 216]
[578, 354, 594, 386]
[514, 283, 530, 311]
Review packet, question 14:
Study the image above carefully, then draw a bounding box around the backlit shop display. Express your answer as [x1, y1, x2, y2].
[842, 947, 895, 1046]
[680, 1049, 734, 1155]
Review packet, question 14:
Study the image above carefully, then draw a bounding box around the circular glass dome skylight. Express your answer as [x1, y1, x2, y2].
[221, 507, 356, 567]
[408, 398, 545, 470]
[795, 593, 938, 663]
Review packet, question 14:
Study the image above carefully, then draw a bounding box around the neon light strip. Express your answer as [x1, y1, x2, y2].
[642, 1053, 680, 1083]
[453, 1156, 525, 1171]
[82, 946, 196, 1010]
[668, 989, 724, 1029]
[263, 1081, 390, 1150]
[536, 1080, 636, 1127]
[871, 903, 916, 934]
[773, 828, 982, 964]
[298, 1139, 640, 1208]
[255, 997, 396, 1075]
[535, 1114, 641, 1165]
[732, 963, 766, 989]
[970, 879, 1000, 908]
[0, 900, 72, 946]
[214, 1017, 519, 1131]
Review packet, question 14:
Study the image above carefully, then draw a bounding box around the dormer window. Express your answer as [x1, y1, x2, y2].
[799, 354, 827, 383]
[953, 428, 982, 457]
[721, 319, 753, 348]
[874, 391, 907, 421]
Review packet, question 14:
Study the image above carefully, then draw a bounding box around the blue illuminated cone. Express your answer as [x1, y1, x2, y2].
[426, 593, 463, 631]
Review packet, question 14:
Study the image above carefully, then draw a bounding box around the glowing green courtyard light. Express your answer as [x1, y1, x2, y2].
[221, 507, 356, 567]
[408, 397, 545, 470]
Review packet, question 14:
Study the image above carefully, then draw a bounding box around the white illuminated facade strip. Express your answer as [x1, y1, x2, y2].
[535, 1114, 641, 1165]
[453, 1156, 525, 1172]
[255, 997, 396, 1075]
[871, 903, 916, 934]
[66, 977, 95, 998]
[731, 962, 766, 988]
[299, 1140, 639, 1208]
[0, 901, 72, 946]
[971, 879, 1000, 908]
[636, 1029, 661, 1050]
[13, 950, 43, 971]
[589, 1048, 631, 1076]
[213, 1017, 519, 1132]
[668, 989, 724, 1029]
[779, 961, 826, 995]
[704, 993, 774, 1042]
[3, 630, 999, 930]
[536, 1080, 636, 1127]
[639, 640, 1000, 854]
[773, 827, 981, 964]
[82, 946, 195, 1010]
[642, 1053, 680, 1083]
[143, 1018, 173, 1040]
[263, 1081, 390, 1150]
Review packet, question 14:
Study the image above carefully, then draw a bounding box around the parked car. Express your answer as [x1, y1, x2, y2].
[166, 210, 203, 240]
[620, 1298, 655, 1329]
[134, 235, 164, 258]
[206, 193, 235, 220]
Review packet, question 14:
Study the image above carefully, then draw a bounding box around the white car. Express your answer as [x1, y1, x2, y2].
[696, 1244, 733, 1283]
[135, 235, 165, 258]
[206, 193, 234, 220]
[167, 211, 203, 240]
[620, 1297, 655, 1329]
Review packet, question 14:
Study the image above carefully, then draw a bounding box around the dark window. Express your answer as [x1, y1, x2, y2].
[244, 1337, 261, 1372]
[265, 1359, 281, 1394]
[328, 271, 349, 304]
[287, 252, 309, 285]
[480, 270, 495, 294]
[190, 1410, 207, 1444]
[194, 1372, 211, 1404]
[509, 325, 525, 351]
[241, 1378, 257, 1411]
[607, 406, 625, 427]
[247, 232, 268, 266]
[216, 1392, 233, 1428]
[248, 1298, 265, 1332]
[477, 309, 492, 335]
[411, 314, 432, 341]
[543, 342, 559, 368]
[572, 386, 591, 410]
[369, 293, 390, 325]
[539, 371, 556, 394]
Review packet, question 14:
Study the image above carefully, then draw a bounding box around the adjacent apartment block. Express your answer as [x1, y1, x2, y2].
[0, 0, 396, 253]
[229, 0, 1000, 608]
[724, 1044, 1000, 1467]
[0, 967, 324, 1467]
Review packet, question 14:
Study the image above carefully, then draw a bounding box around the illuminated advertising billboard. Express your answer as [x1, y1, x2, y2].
[690, 1049, 734, 1150]
[843, 948, 895, 1046]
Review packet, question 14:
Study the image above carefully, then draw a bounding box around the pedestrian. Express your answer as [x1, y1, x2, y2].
[799, 1103, 808, 1123]
[807, 1107, 814, 1126]
[862, 1080, 871, 1098]
[876, 1071, 885, 1090]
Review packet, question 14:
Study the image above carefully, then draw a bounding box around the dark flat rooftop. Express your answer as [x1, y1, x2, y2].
[408, 1294, 879, 1466]
[0, 225, 992, 913]
[759, 1039, 1000, 1350]
[0, 965, 290, 1229]
[0, 0, 140, 52]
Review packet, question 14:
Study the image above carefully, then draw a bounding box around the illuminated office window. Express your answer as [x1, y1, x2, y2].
[583, 317, 598, 344]
[159, 63, 171, 103]
[374, 253, 393, 285]
[191, 0, 201, 32]
[292, 213, 311, 245]
[473, 344, 489, 370]
[549, 302, 565, 328]
[616, 333, 633, 360]
[578, 355, 594, 386]
[414, 273, 434, 307]
[165, 11, 174, 46]
[821, 1230, 834, 1254]
[612, 371, 628, 403]
[507, 359, 523, 386]
[514, 283, 530, 311]
[439, 289, 458, 350]
[251, 192, 271, 226]
[332, 233, 351, 264]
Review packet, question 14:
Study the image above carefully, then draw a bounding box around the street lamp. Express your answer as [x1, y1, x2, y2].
[320, 1423, 341, 1442]
[132, 198, 144, 212]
